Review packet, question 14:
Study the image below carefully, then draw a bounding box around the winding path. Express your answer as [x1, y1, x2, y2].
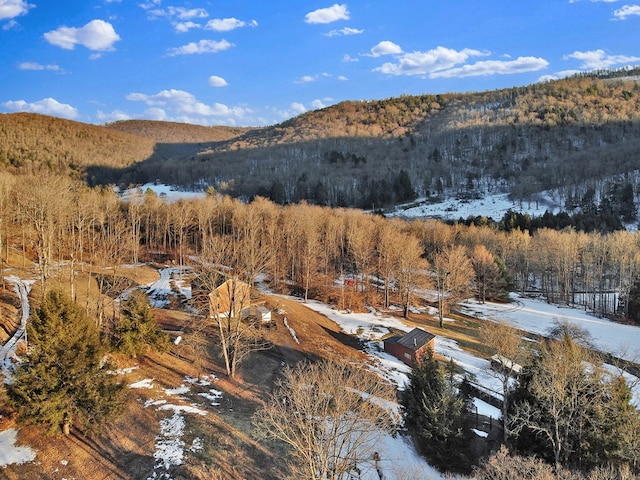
[1, 277, 33, 363]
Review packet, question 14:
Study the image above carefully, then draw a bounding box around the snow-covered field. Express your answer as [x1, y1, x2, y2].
[121, 183, 206, 203]
[460, 294, 640, 363]
[388, 191, 562, 221]
[293, 291, 640, 418]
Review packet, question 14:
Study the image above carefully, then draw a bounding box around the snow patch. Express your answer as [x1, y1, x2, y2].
[282, 317, 299, 344]
[0, 429, 36, 467]
[129, 378, 155, 389]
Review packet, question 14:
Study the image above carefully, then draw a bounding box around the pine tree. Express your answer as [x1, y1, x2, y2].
[401, 350, 471, 472]
[115, 289, 169, 357]
[627, 276, 640, 325]
[8, 290, 125, 435]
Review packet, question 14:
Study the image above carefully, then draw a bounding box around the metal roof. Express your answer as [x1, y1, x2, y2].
[396, 327, 435, 351]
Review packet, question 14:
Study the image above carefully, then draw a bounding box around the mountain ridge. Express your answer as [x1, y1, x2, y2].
[2, 69, 640, 223]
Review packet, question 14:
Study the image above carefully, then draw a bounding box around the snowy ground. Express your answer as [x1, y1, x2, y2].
[3, 264, 640, 475]
[0, 429, 36, 467]
[129, 373, 221, 480]
[121, 183, 206, 203]
[460, 294, 640, 363]
[291, 292, 640, 427]
[0, 276, 35, 379]
[388, 191, 562, 222]
[142, 267, 192, 308]
[0, 276, 37, 468]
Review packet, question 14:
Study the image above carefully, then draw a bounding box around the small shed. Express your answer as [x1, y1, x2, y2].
[383, 327, 436, 366]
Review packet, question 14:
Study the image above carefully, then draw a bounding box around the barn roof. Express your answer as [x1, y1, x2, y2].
[395, 327, 435, 351]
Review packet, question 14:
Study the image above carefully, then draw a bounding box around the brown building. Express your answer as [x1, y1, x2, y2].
[208, 279, 252, 318]
[383, 327, 436, 366]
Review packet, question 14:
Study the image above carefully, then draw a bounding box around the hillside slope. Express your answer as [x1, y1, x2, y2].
[0, 113, 155, 179]
[118, 71, 640, 213]
[2, 69, 640, 218]
[104, 119, 256, 144]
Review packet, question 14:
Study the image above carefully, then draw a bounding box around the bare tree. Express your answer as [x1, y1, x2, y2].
[510, 325, 620, 471]
[0, 173, 14, 288]
[396, 234, 430, 318]
[13, 174, 74, 294]
[253, 360, 398, 480]
[471, 244, 506, 303]
[432, 245, 474, 327]
[193, 234, 268, 378]
[480, 320, 530, 442]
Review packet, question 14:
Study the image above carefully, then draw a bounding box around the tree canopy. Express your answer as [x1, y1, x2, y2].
[115, 289, 169, 357]
[8, 290, 125, 434]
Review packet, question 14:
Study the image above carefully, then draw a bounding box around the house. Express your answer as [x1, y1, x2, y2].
[383, 327, 436, 366]
[209, 279, 252, 318]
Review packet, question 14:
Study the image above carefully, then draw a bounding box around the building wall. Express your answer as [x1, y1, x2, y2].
[383, 339, 434, 366]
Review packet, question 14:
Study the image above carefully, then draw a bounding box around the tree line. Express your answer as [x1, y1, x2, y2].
[2, 172, 640, 324]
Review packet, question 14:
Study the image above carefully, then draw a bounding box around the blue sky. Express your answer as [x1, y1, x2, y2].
[1, 1, 639, 127]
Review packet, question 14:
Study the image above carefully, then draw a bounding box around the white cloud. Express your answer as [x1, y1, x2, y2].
[564, 49, 640, 69]
[337, 75, 348, 81]
[343, 53, 359, 62]
[290, 102, 307, 114]
[174, 21, 200, 33]
[374, 46, 485, 76]
[311, 99, 326, 109]
[430, 56, 549, 78]
[297, 75, 316, 83]
[305, 3, 349, 24]
[167, 39, 233, 56]
[208, 75, 228, 87]
[205, 17, 257, 32]
[2, 97, 78, 119]
[18, 61, 61, 71]
[294, 73, 331, 84]
[2, 19, 17, 30]
[44, 19, 120, 51]
[614, 4, 640, 19]
[0, 0, 34, 20]
[96, 109, 130, 122]
[326, 26, 363, 37]
[367, 40, 403, 57]
[168, 6, 207, 20]
[143, 107, 167, 121]
[146, 5, 208, 20]
[126, 89, 250, 124]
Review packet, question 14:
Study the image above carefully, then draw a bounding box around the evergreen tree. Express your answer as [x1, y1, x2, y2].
[8, 290, 125, 435]
[115, 289, 170, 357]
[393, 169, 416, 203]
[628, 276, 640, 325]
[401, 350, 471, 472]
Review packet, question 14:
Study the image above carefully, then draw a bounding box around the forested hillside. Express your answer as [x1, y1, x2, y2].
[116, 70, 640, 213]
[2, 69, 640, 221]
[105, 119, 255, 144]
[0, 113, 155, 179]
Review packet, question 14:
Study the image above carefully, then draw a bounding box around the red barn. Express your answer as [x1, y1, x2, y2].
[383, 327, 436, 366]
